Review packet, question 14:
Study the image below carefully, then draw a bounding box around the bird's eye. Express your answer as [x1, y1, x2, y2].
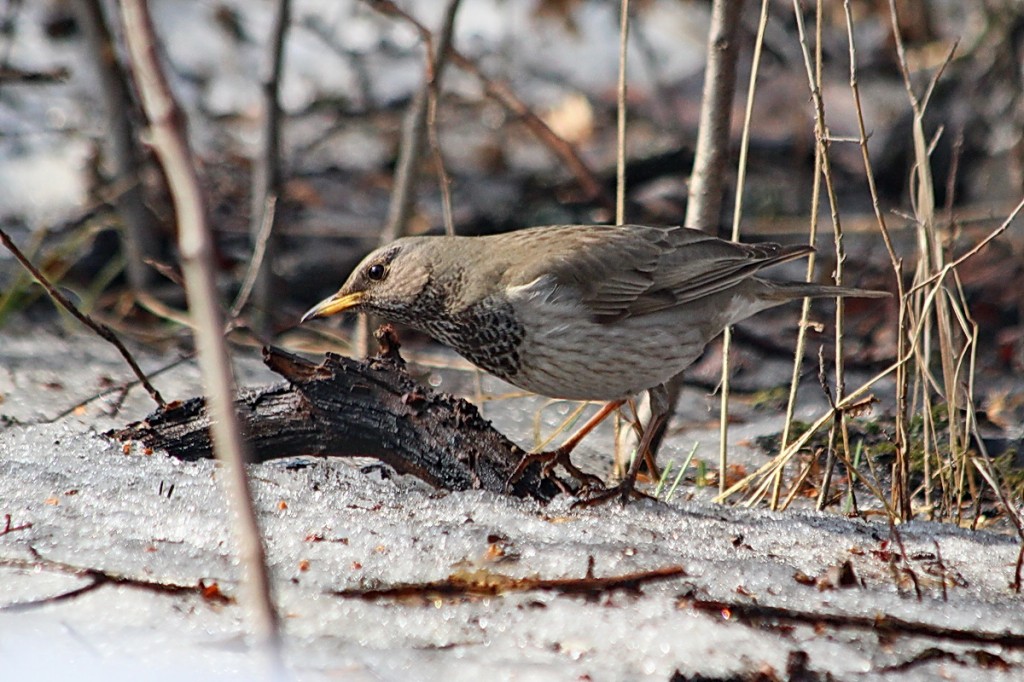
[366, 263, 387, 281]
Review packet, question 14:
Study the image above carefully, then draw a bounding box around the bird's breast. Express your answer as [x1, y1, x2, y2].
[418, 295, 526, 383]
[505, 284, 710, 400]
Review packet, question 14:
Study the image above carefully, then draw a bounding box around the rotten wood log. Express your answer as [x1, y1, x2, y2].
[111, 328, 561, 501]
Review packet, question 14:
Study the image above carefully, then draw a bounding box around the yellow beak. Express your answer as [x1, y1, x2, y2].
[300, 291, 366, 323]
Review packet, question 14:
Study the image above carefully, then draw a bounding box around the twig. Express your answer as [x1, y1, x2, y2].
[335, 564, 685, 600]
[119, 0, 280, 659]
[0, 66, 69, 83]
[0, 554, 231, 613]
[1013, 543, 1024, 594]
[720, 0, 769, 498]
[0, 226, 164, 407]
[620, 0, 744, 490]
[802, 1, 849, 517]
[773, 125, 823, 506]
[932, 540, 948, 602]
[838, 0, 910, 520]
[684, 597, 1024, 647]
[608, 0, 631, 464]
[380, 63, 430, 242]
[41, 351, 196, 424]
[816, 346, 841, 510]
[368, 1, 462, 355]
[379, 0, 461, 241]
[773, 0, 852, 511]
[0, 514, 32, 537]
[886, 522, 923, 601]
[232, 194, 278, 321]
[248, 0, 291, 337]
[364, 0, 613, 212]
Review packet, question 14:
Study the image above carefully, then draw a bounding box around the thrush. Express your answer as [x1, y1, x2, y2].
[301, 224, 886, 501]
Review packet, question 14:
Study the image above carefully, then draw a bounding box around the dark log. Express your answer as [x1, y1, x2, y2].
[110, 328, 561, 501]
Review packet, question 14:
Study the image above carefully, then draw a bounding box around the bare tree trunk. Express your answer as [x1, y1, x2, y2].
[74, 0, 163, 294]
[112, 341, 562, 502]
[248, 0, 292, 338]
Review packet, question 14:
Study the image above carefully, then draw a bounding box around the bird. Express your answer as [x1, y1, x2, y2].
[301, 224, 886, 502]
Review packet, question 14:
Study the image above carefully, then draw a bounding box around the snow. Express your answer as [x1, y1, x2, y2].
[1, 325, 1023, 680]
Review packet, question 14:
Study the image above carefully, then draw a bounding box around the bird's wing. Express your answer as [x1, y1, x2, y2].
[627, 228, 813, 316]
[501, 224, 665, 319]
[503, 225, 810, 322]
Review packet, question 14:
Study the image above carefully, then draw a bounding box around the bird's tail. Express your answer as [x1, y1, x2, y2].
[760, 280, 890, 301]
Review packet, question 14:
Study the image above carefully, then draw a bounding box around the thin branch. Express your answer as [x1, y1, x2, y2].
[833, 0, 911, 517]
[232, 194, 278, 320]
[615, 0, 630, 225]
[336, 563, 686, 600]
[780, 0, 854, 514]
[0, 226, 164, 407]
[0, 554, 231, 613]
[720, 0, 769, 498]
[367, 0, 462, 355]
[684, 598, 1024, 648]
[381, 74, 429, 243]
[426, 0, 462, 237]
[41, 352, 196, 425]
[365, 0, 613, 212]
[380, 0, 461, 241]
[0, 66, 68, 83]
[119, 0, 280, 660]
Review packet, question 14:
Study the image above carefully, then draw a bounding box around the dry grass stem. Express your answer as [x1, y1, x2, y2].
[615, 0, 630, 226]
[720, 0, 769, 498]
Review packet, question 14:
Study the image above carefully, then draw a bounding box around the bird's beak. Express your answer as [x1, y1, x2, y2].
[300, 291, 366, 323]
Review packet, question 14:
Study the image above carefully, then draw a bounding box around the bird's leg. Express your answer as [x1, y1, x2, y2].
[574, 386, 670, 506]
[505, 400, 624, 492]
[618, 399, 663, 482]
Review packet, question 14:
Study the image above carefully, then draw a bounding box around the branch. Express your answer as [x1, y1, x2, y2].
[247, 0, 292, 336]
[75, 0, 162, 293]
[365, 0, 613, 212]
[111, 331, 562, 502]
[118, 0, 280, 656]
[0, 226, 164, 407]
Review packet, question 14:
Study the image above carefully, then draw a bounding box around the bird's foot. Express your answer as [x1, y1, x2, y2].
[505, 447, 605, 496]
[571, 478, 656, 508]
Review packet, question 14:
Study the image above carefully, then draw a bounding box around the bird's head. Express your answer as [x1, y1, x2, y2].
[300, 239, 438, 326]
